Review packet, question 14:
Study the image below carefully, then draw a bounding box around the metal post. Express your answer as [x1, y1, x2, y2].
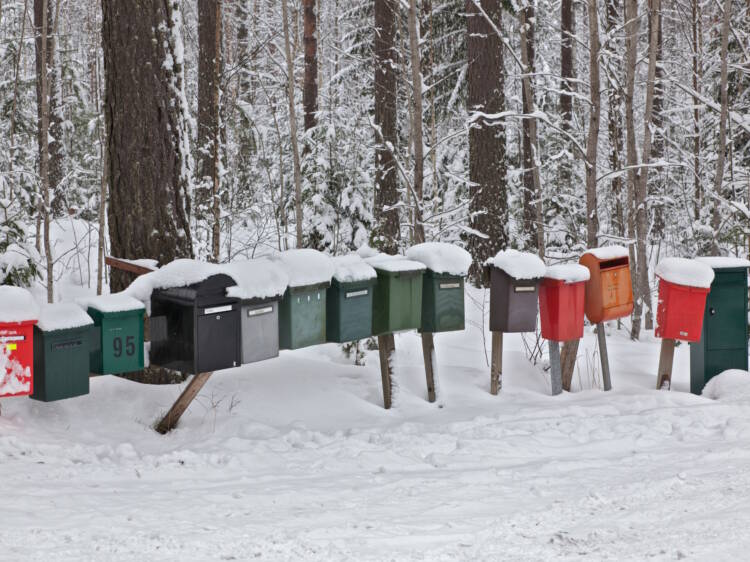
[596, 322, 612, 391]
[549, 340, 563, 395]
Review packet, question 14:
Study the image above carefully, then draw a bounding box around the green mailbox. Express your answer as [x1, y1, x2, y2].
[406, 242, 472, 333]
[31, 303, 93, 402]
[368, 256, 426, 335]
[274, 249, 334, 350]
[79, 294, 145, 375]
[690, 257, 750, 394]
[326, 255, 377, 343]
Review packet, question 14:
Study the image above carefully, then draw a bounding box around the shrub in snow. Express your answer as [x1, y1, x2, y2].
[406, 242, 472, 276]
[702, 370, 750, 401]
[0, 213, 40, 287]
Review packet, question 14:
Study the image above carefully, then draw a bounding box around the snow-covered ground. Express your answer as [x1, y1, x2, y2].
[2, 287, 750, 561]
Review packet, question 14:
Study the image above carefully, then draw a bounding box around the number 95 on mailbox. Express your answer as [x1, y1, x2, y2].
[81, 294, 145, 375]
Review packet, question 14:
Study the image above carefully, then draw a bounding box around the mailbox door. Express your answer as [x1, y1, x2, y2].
[705, 271, 747, 351]
[539, 280, 585, 341]
[373, 271, 422, 335]
[241, 300, 279, 364]
[655, 280, 709, 342]
[32, 326, 90, 402]
[99, 310, 144, 375]
[0, 321, 35, 397]
[196, 306, 240, 372]
[327, 281, 373, 343]
[420, 272, 464, 333]
[280, 287, 327, 349]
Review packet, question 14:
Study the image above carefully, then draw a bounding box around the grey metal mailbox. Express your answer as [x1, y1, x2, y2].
[487, 250, 545, 333]
[240, 298, 279, 363]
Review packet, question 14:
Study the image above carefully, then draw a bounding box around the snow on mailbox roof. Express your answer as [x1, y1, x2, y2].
[271, 249, 334, 287]
[331, 254, 377, 283]
[0, 285, 39, 323]
[223, 259, 289, 299]
[36, 302, 93, 332]
[78, 293, 145, 313]
[488, 250, 545, 280]
[366, 253, 426, 273]
[406, 242, 472, 276]
[545, 264, 591, 284]
[583, 245, 630, 260]
[655, 257, 715, 289]
[695, 256, 750, 270]
[125, 259, 223, 304]
[356, 244, 380, 259]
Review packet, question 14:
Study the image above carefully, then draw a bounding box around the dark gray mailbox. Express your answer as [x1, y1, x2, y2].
[487, 250, 546, 332]
[150, 273, 241, 374]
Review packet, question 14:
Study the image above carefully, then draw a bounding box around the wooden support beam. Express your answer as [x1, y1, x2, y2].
[490, 331, 503, 395]
[155, 371, 213, 434]
[596, 322, 612, 391]
[549, 340, 563, 395]
[421, 332, 437, 403]
[560, 338, 580, 391]
[105, 255, 158, 277]
[377, 334, 395, 409]
[656, 338, 676, 390]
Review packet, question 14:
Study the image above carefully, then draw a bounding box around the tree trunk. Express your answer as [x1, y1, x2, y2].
[560, 0, 575, 125]
[520, 2, 539, 252]
[648, 0, 665, 250]
[197, 0, 223, 262]
[692, 0, 702, 222]
[35, 0, 52, 302]
[101, 0, 193, 292]
[711, 0, 732, 255]
[373, 0, 400, 253]
[408, 0, 425, 244]
[281, 0, 304, 248]
[302, 0, 317, 132]
[606, 0, 625, 238]
[631, 0, 660, 340]
[466, 0, 509, 281]
[585, 0, 601, 248]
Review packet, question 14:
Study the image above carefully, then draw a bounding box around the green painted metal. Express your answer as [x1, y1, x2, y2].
[278, 283, 328, 350]
[371, 268, 423, 335]
[419, 271, 465, 333]
[88, 307, 145, 375]
[31, 325, 91, 402]
[326, 278, 375, 343]
[690, 267, 749, 394]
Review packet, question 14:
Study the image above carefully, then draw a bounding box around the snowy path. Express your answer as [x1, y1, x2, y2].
[2, 291, 750, 560]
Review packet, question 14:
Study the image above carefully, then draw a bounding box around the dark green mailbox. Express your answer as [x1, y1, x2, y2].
[80, 294, 145, 375]
[31, 303, 93, 402]
[690, 257, 750, 394]
[326, 255, 377, 343]
[406, 242, 471, 333]
[275, 249, 333, 350]
[369, 257, 426, 335]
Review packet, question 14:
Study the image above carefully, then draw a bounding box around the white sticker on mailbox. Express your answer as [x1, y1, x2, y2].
[439, 283, 460, 290]
[204, 305, 233, 315]
[248, 306, 273, 317]
[514, 286, 536, 293]
[345, 290, 369, 298]
[0, 335, 25, 343]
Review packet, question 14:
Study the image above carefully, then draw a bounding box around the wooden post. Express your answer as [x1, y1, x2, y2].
[421, 332, 437, 403]
[155, 371, 213, 434]
[656, 338, 676, 390]
[560, 338, 579, 391]
[596, 322, 612, 391]
[549, 340, 563, 395]
[105, 255, 158, 276]
[490, 331, 503, 395]
[377, 334, 395, 409]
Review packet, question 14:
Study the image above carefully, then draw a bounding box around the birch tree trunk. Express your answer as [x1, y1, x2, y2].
[520, 2, 537, 250]
[302, 0, 317, 133]
[606, 0, 625, 238]
[281, 0, 304, 248]
[408, 0, 425, 244]
[585, 0, 601, 248]
[692, 0, 702, 221]
[36, 0, 52, 302]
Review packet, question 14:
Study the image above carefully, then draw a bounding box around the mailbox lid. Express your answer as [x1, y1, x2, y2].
[31, 325, 91, 402]
[87, 306, 145, 375]
[489, 267, 540, 332]
[655, 279, 710, 342]
[326, 279, 374, 343]
[0, 320, 36, 398]
[420, 271, 465, 333]
[279, 284, 328, 349]
[241, 298, 279, 364]
[539, 278, 585, 341]
[371, 268, 423, 335]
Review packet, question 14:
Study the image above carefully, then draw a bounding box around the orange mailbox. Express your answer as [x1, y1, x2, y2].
[579, 246, 634, 324]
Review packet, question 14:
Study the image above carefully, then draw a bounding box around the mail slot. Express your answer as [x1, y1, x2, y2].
[150, 273, 241, 373]
[0, 286, 38, 398]
[368, 256, 426, 335]
[326, 255, 377, 343]
[32, 303, 93, 402]
[579, 246, 634, 324]
[486, 250, 545, 333]
[80, 293, 145, 375]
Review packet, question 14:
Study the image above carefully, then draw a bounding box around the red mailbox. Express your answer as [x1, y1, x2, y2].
[654, 258, 714, 343]
[539, 265, 589, 341]
[0, 286, 39, 398]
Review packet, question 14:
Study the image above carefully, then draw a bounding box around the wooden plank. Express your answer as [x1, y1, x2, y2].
[105, 255, 157, 277]
[421, 332, 437, 403]
[490, 331, 503, 395]
[377, 334, 395, 409]
[560, 338, 580, 391]
[596, 323, 612, 391]
[549, 340, 563, 395]
[155, 371, 213, 434]
[656, 338, 676, 390]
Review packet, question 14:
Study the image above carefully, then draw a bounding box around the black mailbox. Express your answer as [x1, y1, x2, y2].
[486, 250, 545, 333]
[150, 274, 241, 374]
